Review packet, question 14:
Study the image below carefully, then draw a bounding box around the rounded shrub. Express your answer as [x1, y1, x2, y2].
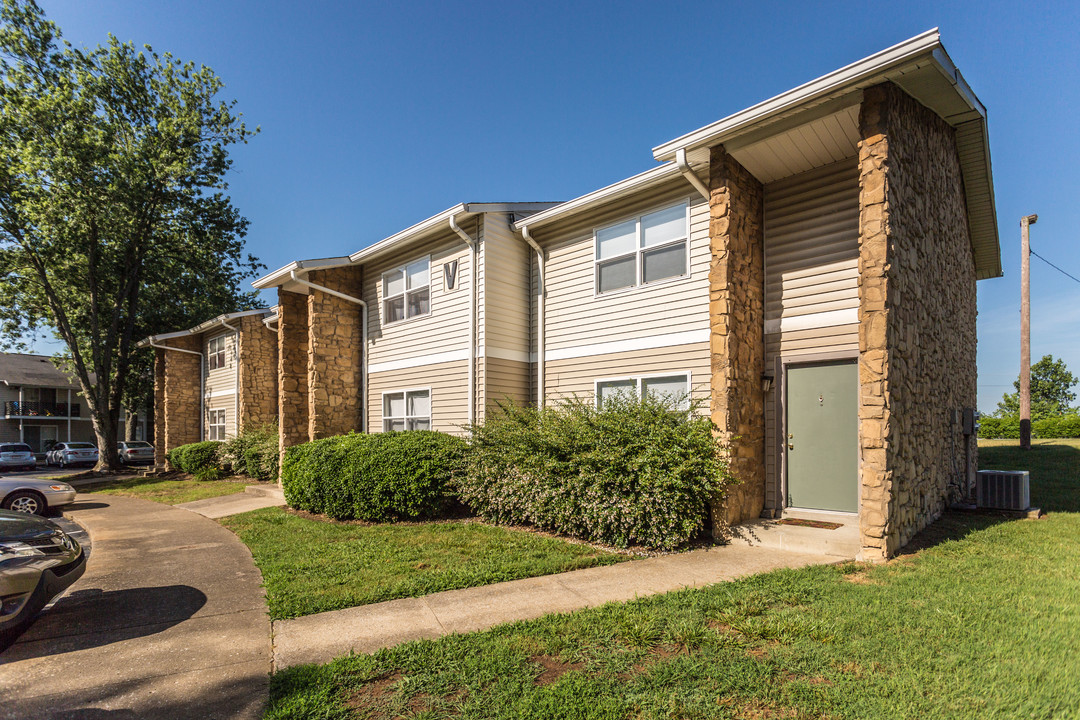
[222, 424, 279, 480]
[165, 440, 224, 475]
[460, 394, 734, 551]
[281, 430, 468, 521]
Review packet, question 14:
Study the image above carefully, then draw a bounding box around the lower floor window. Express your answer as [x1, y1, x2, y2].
[595, 373, 690, 410]
[208, 409, 226, 440]
[383, 389, 431, 431]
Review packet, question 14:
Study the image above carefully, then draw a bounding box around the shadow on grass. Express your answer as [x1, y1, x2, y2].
[979, 440, 1080, 513]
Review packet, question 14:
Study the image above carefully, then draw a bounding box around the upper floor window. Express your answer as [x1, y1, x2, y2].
[383, 257, 430, 324]
[596, 373, 690, 410]
[595, 202, 689, 294]
[207, 336, 227, 370]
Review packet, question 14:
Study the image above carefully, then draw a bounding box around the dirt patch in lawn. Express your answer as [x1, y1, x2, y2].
[531, 655, 584, 686]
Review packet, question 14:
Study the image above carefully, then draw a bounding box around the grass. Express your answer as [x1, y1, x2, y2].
[87, 475, 251, 505]
[219, 508, 630, 620]
[263, 441, 1080, 719]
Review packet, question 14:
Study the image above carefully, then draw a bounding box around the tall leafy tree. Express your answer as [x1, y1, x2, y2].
[995, 354, 1078, 420]
[0, 0, 261, 468]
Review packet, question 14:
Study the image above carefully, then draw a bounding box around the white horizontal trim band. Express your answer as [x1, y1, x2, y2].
[546, 329, 709, 362]
[765, 308, 859, 334]
[483, 346, 531, 364]
[368, 349, 468, 374]
[204, 389, 236, 399]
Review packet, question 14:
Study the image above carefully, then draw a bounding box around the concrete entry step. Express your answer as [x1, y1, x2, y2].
[725, 515, 860, 560]
[175, 487, 286, 519]
[245, 483, 285, 501]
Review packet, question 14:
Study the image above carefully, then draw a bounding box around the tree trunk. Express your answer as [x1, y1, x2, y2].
[125, 408, 138, 441]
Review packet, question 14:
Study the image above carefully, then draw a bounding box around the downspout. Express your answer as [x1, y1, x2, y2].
[520, 225, 546, 407]
[289, 269, 368, 433]
[148, 339, 205, 442]
[220, 318, 241, 437]
[449, 213, 477, 427]
[676, 148, 711, 202]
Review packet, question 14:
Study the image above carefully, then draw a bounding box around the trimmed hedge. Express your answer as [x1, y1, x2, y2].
[281, 431, 468, 521]
[165, 440, 224, 475]
[460, 394, 735, 551]
[979, 414, 1080, 439]
[222, 423, 279, 481]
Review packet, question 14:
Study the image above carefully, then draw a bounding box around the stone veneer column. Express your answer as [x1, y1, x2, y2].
[153, 348, 166, 466]
[278, 290, 309, 474]
[857, 82, 978, 561]
[305, 267, 364, 440]
[237, 314, 279, 432]
[709, 146, 767, 528]
[161, 335, 201, 468]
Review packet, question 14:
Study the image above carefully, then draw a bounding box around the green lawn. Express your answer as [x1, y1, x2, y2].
[87, 476, 251, 505]
[220, 508, 629, 620]
[264, 441, 1080, 719]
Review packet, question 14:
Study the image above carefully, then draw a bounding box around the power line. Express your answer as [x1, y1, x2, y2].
[1030, 249, 1080, 285]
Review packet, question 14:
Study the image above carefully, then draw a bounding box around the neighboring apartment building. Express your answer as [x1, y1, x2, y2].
[0, 353, 145, 455]
[139, 309, 279, 466]
[150, 30, 999, 561]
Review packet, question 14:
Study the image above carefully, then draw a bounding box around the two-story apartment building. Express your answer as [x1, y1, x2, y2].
[140, 309, 278, 466]
[149, 30, 999, 560]
[0, 353, 145, 455]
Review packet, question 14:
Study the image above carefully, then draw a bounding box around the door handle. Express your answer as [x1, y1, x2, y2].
[788, 443, 794, 450]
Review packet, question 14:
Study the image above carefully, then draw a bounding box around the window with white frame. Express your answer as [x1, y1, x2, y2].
[595, 202, 689, 294]
[207, 336, 227, 370]
[383, 389, 431, 431]
[208, 409, 226, 440]
[595, 373, 690, 410]
[383, 257, 430, 323]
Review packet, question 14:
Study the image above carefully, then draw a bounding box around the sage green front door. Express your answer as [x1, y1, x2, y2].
[785, 361, 858, 512]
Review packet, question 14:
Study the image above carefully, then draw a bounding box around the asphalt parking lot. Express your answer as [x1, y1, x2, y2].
[0, 466, 93, 481]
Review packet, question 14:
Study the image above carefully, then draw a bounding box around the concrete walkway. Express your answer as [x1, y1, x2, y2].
[273, 541, 837, 669]
[176, 483, 287, 519]
[0, 494, 271, 719]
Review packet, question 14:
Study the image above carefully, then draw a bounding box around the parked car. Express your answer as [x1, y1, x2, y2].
[0, 510, 86, 651]
[0, 477, 77, 516]
[117, 441, 155, 465]
[0, 444, 36, 472]
[45, 442, 98, 469]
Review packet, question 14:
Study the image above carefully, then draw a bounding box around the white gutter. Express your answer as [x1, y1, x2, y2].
[148, 339, 205, 442]
[288, 269, 368, 433]
[220, 318, 241, 437]
[676, 148, 710, 201]
[520, 226, 545, 407]
[448, 213, 478, 427]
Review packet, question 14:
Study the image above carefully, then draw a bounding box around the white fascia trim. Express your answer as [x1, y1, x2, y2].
[368, 349, 469, 374]
[764, 308, 859, 335]
[253, 257, 354, 290]
[514, 164, 683, 232]
[546, 329, 709, 362]
[652, 28, 945, 161]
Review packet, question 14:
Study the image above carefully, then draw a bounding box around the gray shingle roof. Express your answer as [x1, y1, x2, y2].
[0, 353, 85, 389]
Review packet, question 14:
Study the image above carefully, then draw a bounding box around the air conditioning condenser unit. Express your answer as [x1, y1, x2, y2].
[976, 470, 1030, 511]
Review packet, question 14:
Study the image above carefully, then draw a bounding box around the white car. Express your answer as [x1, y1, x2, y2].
[0, 477, 77, 515]
[45, 443, 98, 469]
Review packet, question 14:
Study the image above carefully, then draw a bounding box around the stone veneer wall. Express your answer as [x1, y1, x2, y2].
[708, 146, 767, 527]
[305, 267, 364, 440]
[159, 334, 201, 468]
[278, 290, 309, 471]
[237, 314, 278, 431]
[153, 348, 166, 466]
[857, 82, 978, 561]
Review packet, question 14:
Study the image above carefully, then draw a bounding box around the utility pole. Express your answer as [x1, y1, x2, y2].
[1020, 213, 1038, 450]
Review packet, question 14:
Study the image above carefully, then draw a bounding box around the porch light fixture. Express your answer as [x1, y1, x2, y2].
[761, 373, 774, 393]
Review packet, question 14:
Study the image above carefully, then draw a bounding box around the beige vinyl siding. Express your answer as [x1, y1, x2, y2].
[367, 360, 468, 435]
[531, 179, 710, 354]
[762, 158, 860, 511]
[485, 357, 530, 410]
[362, 231, 473, 367]
[545, 342, 710, 405]
[205, 394, 237, 440]
[202, 330, 237, 398]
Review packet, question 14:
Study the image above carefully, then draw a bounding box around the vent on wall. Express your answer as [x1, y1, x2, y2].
[976, 470, 1031, 511]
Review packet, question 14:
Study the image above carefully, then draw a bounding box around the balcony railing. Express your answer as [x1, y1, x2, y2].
[3, 401, 81, 418]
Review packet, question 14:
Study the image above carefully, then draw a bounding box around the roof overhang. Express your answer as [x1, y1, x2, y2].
[514, 164, 685, 232]
[136, 309, 273, 349]
[651, 28, 1000, 279]
[252, 257, 353, 292]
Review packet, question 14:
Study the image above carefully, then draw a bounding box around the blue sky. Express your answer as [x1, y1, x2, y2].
[29, 0, 1080, 413]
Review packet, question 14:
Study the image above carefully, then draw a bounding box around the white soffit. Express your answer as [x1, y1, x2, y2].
[729, 105, 861, 184]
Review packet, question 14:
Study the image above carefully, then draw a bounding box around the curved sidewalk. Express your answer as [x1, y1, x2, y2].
[0, 494, 271, 719]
